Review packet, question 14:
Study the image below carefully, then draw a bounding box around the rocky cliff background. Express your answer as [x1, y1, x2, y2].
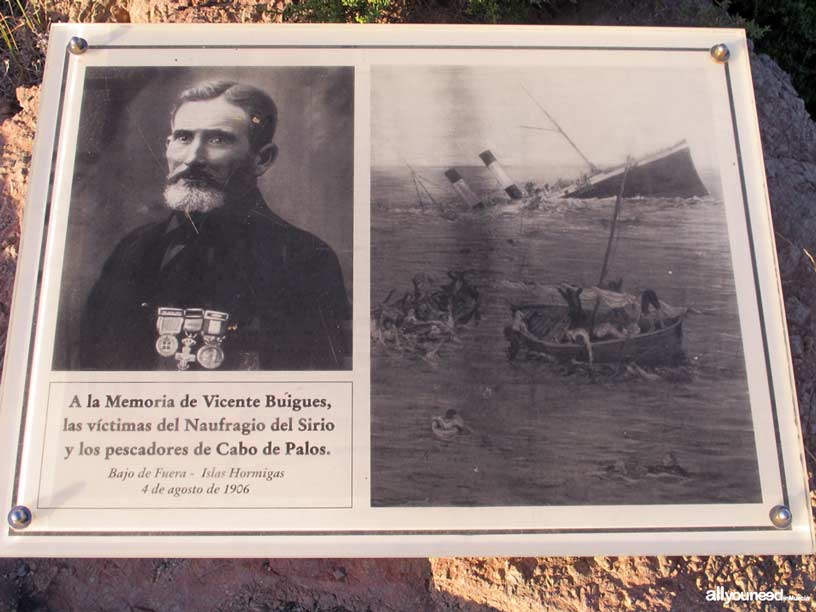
[0, 1, 814, 610]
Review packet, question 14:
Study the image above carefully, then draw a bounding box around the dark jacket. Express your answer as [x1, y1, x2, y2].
[80, 196, 350, 370]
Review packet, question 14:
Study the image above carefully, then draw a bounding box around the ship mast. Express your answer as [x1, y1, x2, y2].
[521, 83, 599, 174]
[590, 158, 632, 338]
[598, 157, 632, 286]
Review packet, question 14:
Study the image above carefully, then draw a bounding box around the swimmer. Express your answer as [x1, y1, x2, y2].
[431, 409, 472, 441]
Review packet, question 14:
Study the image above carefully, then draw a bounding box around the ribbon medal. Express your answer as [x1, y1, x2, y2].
[196, 310, 229, 369]
[155, 307, 183, 357]
[154, 307, 230, 370]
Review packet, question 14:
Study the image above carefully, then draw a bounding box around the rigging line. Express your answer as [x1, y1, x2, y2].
[415, 175, 443, 211]
[403, 161, 428, 210]
[518, 125, 561, 132]
[383, 133, 444, 189]
[519, 82, 599, 173]
[412, 173, 426, 210]
[414, 175, 435, 210]
[406, 161, 445, 194]
[413, 172, 448, 190]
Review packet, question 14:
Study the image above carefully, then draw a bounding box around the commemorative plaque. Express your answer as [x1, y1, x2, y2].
[0, 24, 813, 557]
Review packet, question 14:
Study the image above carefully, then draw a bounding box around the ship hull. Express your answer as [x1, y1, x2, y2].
[562, 142, 708, 199]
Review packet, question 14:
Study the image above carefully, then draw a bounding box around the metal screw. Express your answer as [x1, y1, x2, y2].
[769, 504, 792, 529]
[68, 37, 89, 55]
[710, 43, 730, 63]
[7, 505, 32, 530]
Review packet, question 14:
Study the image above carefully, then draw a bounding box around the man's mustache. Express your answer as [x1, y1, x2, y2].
[166, 167, 223, 189]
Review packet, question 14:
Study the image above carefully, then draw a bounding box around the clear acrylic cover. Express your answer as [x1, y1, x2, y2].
[0, 24, 812, 557]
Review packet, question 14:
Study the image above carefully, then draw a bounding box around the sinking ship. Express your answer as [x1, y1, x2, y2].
[558, 140, 708, 199]
[444, 137, 708, 208]
[442, 84, 709, 207]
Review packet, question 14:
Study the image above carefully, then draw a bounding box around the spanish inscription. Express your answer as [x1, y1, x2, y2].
[38, 382, 352, 508]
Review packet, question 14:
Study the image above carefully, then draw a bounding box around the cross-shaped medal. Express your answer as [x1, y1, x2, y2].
[175, 336, 197, 370]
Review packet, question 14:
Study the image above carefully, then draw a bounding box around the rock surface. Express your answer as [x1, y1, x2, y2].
[0, 86, 38, 367]
[1, 1, 815, 610]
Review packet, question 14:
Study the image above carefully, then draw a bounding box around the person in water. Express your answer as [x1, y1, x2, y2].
[431, 409, 472, 441]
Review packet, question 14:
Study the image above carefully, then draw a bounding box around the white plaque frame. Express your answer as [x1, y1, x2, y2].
[0, 24, 813, 557]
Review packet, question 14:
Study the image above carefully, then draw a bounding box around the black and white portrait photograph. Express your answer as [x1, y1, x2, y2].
[52, 66, 354, 371]
[370, 64, 761, 507]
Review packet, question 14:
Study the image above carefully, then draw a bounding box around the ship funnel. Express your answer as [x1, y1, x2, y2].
[445, 168, 483, 209]
[479, 150, 523, 200]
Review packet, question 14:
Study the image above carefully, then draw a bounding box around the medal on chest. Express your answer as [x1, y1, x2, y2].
[155, 307, 229, 370]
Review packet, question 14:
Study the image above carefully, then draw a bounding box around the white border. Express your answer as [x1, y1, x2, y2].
[0, 24, 812, 557]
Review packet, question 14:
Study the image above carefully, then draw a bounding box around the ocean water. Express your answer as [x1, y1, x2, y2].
[371, 166, 760, 507]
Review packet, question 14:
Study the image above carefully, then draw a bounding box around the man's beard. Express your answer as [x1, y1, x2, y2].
[163, 164, 258, 214]
[163, 181, 225, 214]
[163, 165, 231, 214]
